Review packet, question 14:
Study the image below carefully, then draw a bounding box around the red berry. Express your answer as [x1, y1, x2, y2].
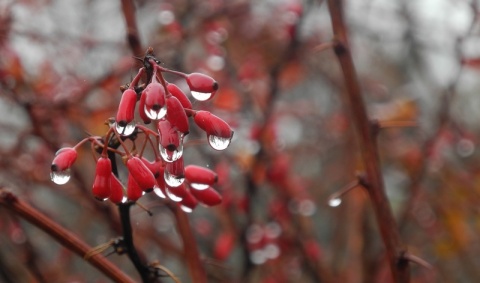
[116, 89, 137, 127]
[126, 156, 156, 191]
[127, 173, 143, 201]
[190, 186, 222, 206]
[185, 165, 218, 189]
[164, 157, 185, 187]
[179, 189, 198, 212]
[166, 183, 188, 202]
[92, 157, 112, 200]
[157, 119, 183, 162]
[214, 232, 236, 260]
[157, 119, 181, 151]
[138, 91, 152, 124]
[166, 96, 189, 134]
[109, 173, 125, 204]
[194, 111, 233, 139]
[167, 83, 192, 110]
[51, 147, 77, 172]
[186, 73, 218, 101]
[143, 82, 167, 120]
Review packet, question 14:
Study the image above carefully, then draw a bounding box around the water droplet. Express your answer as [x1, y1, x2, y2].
[246, 224, 263, 244]
[190, 183, 209, 190]
[153, 187, 166, 198]
[206, 55, 225, 71]
[265, 222, 282, 239]
[158, 10, 175, 25]
[121, 196, 128, 203]
[208, 135, 231, 150]
[115, 121, 136, 136]
[250, 250, 267, 265]
[456, 138, 475, 157]
[299, 199, 316, 216]
[144, 105, 167, 120]
[328, 198, 342, 207]
[159, 143, 183, 162]
[264, 243, 280, 259]
[164, 169, 185, 187]
[166, 188, 183, 202]
[180, 205, 193, 213]
[191, 91, 213, 101]
[50, 169, 71, 185]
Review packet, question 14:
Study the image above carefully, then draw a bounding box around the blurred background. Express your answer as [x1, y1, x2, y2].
[1, 0, 480, 282]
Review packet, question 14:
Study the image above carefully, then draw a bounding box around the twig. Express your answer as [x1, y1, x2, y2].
[0, 188, 136, 283]
[172, 205, 207, 283]
[326, 0, 410, 282]
[120, 0, 143, 57]
[119, 202, 151, 283]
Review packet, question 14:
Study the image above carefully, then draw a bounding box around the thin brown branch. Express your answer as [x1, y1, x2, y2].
[172, 205, 207, 283]
[120, 0, 143, 57]
[0, 188, 136, 283]
[326, 0, 410, 282]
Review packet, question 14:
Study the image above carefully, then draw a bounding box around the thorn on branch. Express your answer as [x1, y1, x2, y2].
[327, 174, 366, 207]
[401, 252, 433, 270]
[313, 41, 335, 53]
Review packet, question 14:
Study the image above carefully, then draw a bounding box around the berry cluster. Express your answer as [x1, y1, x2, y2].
[50, 48, 233, 213]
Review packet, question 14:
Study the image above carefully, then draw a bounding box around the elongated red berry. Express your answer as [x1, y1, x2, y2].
[164, 157, 185, 187]
[179, 189, 198, 213]
[116, 89, 137, 127]
[185, 165, 217, 190]
[194, 111, 233, 150]
[166, 96, 189, 134]
[127, 173, 143, 201]
[165, 183, 188, 202]
[140, 157, 163, 178]
[126, 156, 156, 191]
[143, 82, 166, 120]
[157, 119, 180, 150]
[190, 186, 222, 206]
[194, 111, 232, 138]
[157, 119, 183, 162]
[51, 147, 77, 172]
[138, 91, 152, 124]
[92, 157, 112, 200]
[167, 83, 192, 110]
[186, 73, 218, 101]
[50, 147, 77, 185]
[109, 173, 125, 204]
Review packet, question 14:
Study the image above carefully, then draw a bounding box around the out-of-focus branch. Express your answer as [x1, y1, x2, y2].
[120, 0, 143, 57]
[0, 188, 136, 283]
[326, 0, 410, 282]
[172, 205, 207, 283]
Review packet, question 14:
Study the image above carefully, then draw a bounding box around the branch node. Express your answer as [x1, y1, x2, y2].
[333, 38, 348, 56]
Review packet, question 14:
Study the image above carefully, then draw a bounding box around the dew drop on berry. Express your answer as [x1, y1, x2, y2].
[153, 186, 166, 198]
[50, 169, 71, 185]
[328, 197, 342, 207]
[208, 135, 231, 150]
[144, 105, 167, 120]
[164, 169, 185, 187]
[115, 121, 136, 136]
[166, 188, 183, 202]
[191, 90, 214, 101]
[180, 205, 193, 213]
[159, 143, 183, 162]
[190, 183, 209, 190]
